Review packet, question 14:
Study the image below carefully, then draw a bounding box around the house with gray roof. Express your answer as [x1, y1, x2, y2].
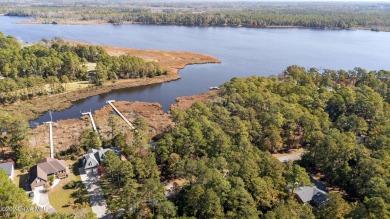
[0, 161, 14, 181]
[294, 186, 329, 207]
[82, 147, 119, 174]
[29, 158, 68, 190]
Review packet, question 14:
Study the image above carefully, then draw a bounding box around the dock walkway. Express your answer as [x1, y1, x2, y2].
[106, 100, 135, 130]
[82, 112, 98, 132]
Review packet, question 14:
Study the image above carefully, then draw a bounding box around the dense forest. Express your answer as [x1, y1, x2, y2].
[0, 32, 166, 104]
[2, 1, 390, 31]
[152, 66, 390, 218]
[59, 66, 389, 218]
[1, 65, 389, 218]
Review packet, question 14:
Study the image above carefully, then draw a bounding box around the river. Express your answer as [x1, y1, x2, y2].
[1, 16, 390, 124]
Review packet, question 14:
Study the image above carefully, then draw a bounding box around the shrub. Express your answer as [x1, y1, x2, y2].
[64, 181, 75, 189]
[48, 175, 55, 185]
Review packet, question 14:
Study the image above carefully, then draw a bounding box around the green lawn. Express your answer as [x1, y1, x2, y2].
[48, 161, 92, 214]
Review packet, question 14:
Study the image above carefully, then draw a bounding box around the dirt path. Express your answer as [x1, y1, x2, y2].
[273, 148, 305, 162]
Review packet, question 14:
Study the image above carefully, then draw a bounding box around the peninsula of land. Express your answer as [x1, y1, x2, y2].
[1, 41, 220, 121]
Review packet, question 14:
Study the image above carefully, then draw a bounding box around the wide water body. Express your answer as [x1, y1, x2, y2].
[1, 16, 390, 124]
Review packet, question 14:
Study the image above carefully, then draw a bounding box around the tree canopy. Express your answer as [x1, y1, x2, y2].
[3, 2, 390, 31]
[156, 65, 389, 218]
[0, 33, 166, 103]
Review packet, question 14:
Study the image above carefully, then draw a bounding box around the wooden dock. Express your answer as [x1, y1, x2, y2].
[106, 100, 135, 130]
[82, 112, 98, 132]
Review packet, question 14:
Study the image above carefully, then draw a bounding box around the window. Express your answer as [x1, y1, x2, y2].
[89, 161, 92, 166]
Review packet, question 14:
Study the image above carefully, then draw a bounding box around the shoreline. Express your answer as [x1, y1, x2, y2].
[16, 18, 389, 32]
[28, 89, 218, 152]
[3, 75, 180, 121]
[65, 40, 221, 75]
[1, 41, 221, 121]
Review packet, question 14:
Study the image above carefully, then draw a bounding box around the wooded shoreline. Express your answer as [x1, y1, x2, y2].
[0, 41, 221, 121]
[17, 18, 388, 32]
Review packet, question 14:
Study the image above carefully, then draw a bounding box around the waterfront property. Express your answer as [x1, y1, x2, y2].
[0, 160, 14, 181]
[29, 158, 68, 190]
[82, 147, 120, 174]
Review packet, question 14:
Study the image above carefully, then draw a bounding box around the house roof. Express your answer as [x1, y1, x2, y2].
[83, 147, 118, 169]
[49, 159, 67, 171]
[37, 166, 48, 181]
[98, 148, 111, 159]
[87, 148, 99, 154]
[38, 158, 67, 175]
[295, 186, 327, 203]
[0, 162, 13, 177]
[83, 153, 100, 169]
[28, 165, 46, 189]
[29, 158, 67, 183]
[312, 192, 329, 207]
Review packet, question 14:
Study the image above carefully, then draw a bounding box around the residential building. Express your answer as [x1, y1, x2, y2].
[294, 186, 329, 207]
[82, 147, 120, 174]
[29, 158, 68, 190]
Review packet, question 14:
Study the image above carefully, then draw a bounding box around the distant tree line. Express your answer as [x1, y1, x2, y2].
[0, 32, 166, 104]
[4, 5, 390, 31]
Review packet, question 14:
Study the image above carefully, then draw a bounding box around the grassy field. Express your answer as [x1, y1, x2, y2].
[64, 81, 92, 92]
[48, 160, 92, 214]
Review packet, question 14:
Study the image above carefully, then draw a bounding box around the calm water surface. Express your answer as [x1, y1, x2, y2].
[1, 16, 389, 124]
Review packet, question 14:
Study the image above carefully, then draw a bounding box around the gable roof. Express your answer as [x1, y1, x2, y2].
[37, 166, 48, 181]
[83, 148, 115, 169]
[38, 158, 67, 175]
[295, 186, 327, 203]
[0, 162, 13, 177]
[83, 153, 100, 169]
[29, 158, 67, 183]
